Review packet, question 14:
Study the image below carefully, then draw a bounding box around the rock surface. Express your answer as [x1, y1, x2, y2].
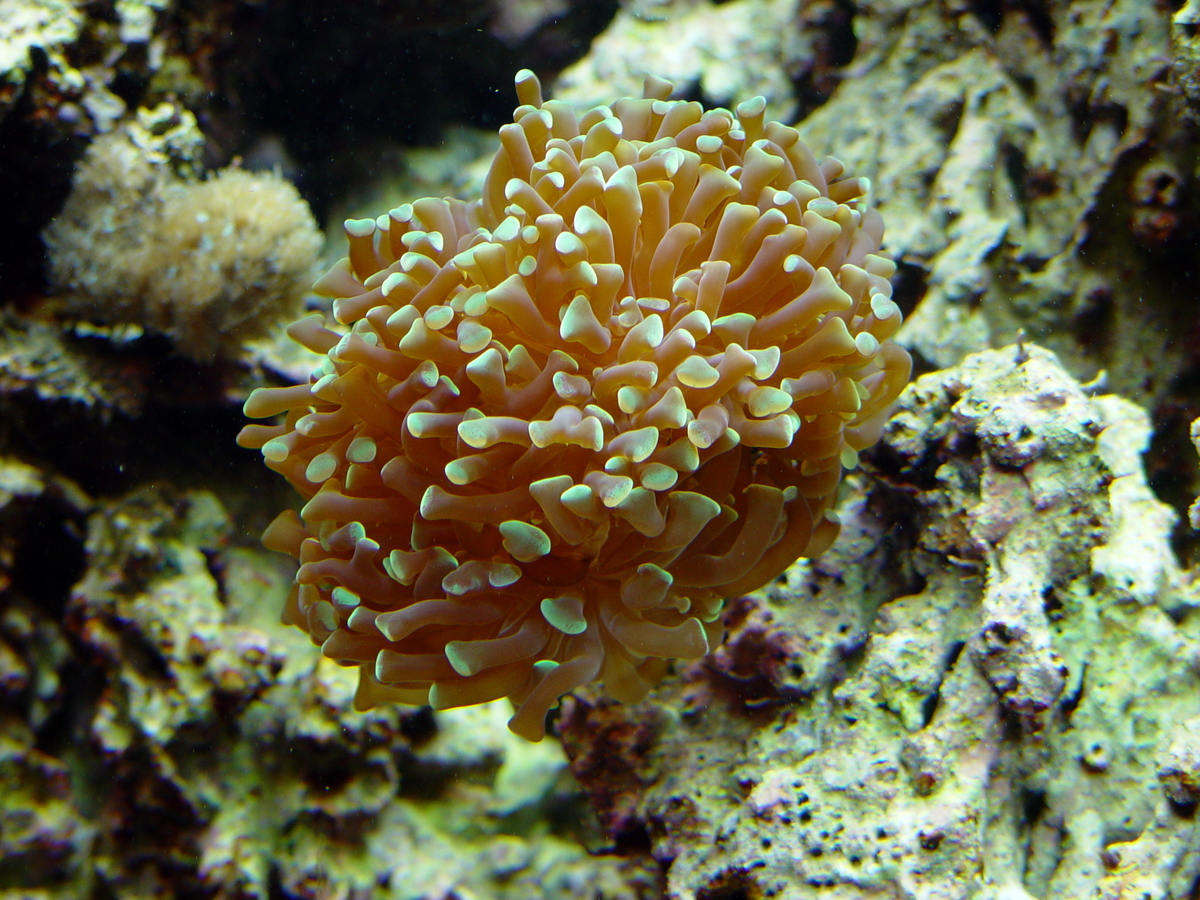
[2, 0, 1199, 896]
[1, 482, 659, 899]
[559, 346, 1200, 900]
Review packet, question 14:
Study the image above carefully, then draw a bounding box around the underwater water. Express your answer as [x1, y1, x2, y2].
[0, 1, 1198, 898]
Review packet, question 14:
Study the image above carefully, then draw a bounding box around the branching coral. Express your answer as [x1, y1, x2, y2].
[238, 70, 911, 740]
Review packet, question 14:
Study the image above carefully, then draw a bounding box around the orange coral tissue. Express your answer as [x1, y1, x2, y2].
[238, 71, 912, 740]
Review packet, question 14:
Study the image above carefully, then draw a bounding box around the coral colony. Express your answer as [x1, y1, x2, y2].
[45, 105, 320, 361]
[239, 70, 911, 740]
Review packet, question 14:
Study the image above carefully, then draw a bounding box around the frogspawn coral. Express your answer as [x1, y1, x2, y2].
[238, 70, 911, 740]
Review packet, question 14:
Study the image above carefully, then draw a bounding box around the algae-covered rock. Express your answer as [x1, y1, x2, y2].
[0, 484, 657, 899]
[0, 310, 154, 415]
[558, 345, 1200, 899]
[1190, 417, 1200, 531]
[0, 0, 86, 126]
[6, 0, 1200, 895]
[792, 0, 1183, 411]
[0, 454, 91, 892]
[555, 0, 809, 123]
[1174, 0, 1200, 121]
[557, 0, 1197, 492]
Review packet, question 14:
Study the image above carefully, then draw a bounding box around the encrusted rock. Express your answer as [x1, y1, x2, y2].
[558, 345, 1200, 899]
[1190, 416, 1200, 531]
[1157, 716, 1200, 809]
[0, 484, 653, 899]
[555, 0, 808, 122]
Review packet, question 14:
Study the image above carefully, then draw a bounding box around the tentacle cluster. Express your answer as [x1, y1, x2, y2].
[238, 70, 911, 740]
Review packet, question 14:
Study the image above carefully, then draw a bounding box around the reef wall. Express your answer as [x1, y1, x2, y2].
[0, 0, 1197, 898]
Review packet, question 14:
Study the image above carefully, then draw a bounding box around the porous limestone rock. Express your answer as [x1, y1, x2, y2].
[1190, 417, 1200, 531]
[0, 485, 657, 899]
[1174, 0, 1200, 121]
[558, 345, 1200, 899]
[554, 0, 809, 123]
[556, 0, 1196, 495]
[0, 0, 89, 126]
[793, 0, 1182, 413]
